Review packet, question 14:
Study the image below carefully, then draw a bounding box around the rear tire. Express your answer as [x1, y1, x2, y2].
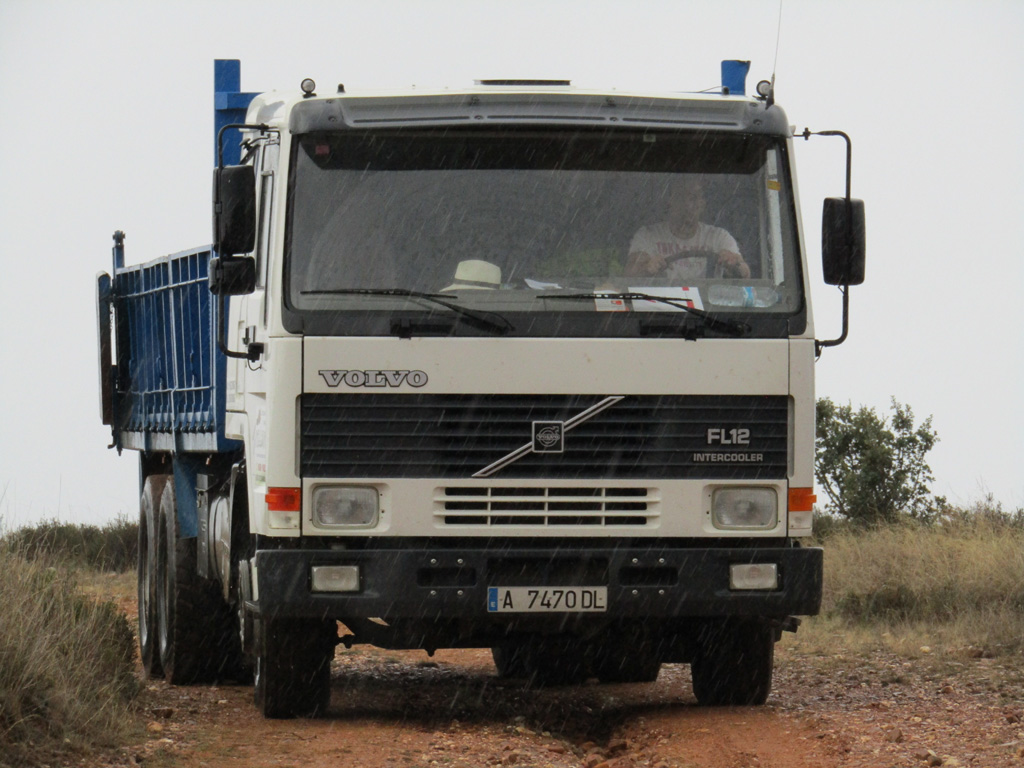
[156, 478, 244, 684]
[138, 474, 167, 677]
[690, 621, 774, 706]
[254, 617, 335, 718]
[513, 637, 590, 687]
[593, 648, 661, 684]
[528, 654, 589, 687]
[491, 643, 530, 679]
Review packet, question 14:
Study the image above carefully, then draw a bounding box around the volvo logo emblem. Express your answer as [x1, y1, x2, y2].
[473, 396, 626, 478]
[532, 422, 564, 453]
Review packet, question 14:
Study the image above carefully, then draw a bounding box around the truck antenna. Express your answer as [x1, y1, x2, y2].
[769, 0, 783, 105]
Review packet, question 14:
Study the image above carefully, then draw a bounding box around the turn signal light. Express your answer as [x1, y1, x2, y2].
[266, 486, 301, 512]
[788, 487, 817, 512]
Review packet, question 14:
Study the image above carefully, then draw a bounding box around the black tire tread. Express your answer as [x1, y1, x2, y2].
[254, 618, 334, 718]
[691, 621, 774, 706]
[158, 479, 246, 685]
[593, 652, 662, 684]
[491, 644, 530, 679]
[138, 474, 167, 677]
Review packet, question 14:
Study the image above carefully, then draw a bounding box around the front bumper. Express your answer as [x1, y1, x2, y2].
[254, 543, 822, 621]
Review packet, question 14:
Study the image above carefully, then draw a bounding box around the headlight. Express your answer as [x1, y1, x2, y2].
[711, 487, 777, 529]
[313, 486, 379, 527]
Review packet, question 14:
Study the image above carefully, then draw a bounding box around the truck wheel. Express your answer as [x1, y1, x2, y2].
[254, 617, 335, 718]
[491, 643, 530, 679]
[234, 559, 256, 683]
[138, 474, 168, 677]
[690, 621, 774, 706]
[156, 478, 241, 684]
[593, 649, 661, 684]
[520, 638, 589, 687]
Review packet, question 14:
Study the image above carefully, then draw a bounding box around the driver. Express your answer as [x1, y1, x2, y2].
[625, 176, 750, 280]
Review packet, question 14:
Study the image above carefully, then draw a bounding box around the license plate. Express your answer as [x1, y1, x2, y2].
[487, 586, 607, 613]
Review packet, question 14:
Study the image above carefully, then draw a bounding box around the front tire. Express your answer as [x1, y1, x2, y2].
[254, 617, 335, 718]
[690, 621, 774, 706]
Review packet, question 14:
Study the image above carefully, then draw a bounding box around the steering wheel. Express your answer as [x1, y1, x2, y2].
[659, 249, 719, 278]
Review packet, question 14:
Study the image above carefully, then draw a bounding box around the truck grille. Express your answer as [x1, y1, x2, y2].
[435, 486, 656, 527]
[300, 394, 787, 480]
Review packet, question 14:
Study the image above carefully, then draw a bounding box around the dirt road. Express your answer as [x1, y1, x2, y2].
[73, 577, 1024, 768]
[87, 639, 1021, 768]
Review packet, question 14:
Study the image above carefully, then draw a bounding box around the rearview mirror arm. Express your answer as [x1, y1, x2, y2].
[216, 122, 269, 170]
[217, 294, 262, 362]
[214, 123, 266, 363]
[804, 128, 855, 357]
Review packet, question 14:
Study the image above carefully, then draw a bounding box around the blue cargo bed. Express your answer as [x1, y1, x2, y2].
[97, 238, 237, 454]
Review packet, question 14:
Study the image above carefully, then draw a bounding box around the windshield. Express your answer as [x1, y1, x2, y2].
[284, 128, 803, 338]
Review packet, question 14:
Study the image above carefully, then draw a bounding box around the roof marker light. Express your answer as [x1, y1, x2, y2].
[300, 78, 316, 98]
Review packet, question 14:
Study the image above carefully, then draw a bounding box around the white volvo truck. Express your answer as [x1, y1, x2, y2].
[97, 59, 865, 718]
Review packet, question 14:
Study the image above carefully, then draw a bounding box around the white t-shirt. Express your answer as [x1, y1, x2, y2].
[629, 222, 740, 281]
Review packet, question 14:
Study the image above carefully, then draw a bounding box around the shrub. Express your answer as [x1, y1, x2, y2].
[0, 549, 139, 767]
[815, 397, 939, 524]
[4, 515, 137, 572]
[937, 493, 1024, 532]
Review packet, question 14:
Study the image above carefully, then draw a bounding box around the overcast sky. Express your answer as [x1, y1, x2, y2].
[1, 0, 1021, 528]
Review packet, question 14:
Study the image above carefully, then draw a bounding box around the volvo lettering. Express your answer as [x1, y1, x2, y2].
[318, 369, 429, 388]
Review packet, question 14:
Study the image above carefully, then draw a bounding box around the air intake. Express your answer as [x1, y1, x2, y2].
[475, 79, 571, 87]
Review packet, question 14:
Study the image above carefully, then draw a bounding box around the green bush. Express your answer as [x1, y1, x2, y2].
[3, 515, 137, 572]
[0, 549, 139, 767]
[815, 397, 939, 524]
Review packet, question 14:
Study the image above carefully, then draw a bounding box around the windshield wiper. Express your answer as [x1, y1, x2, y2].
[544, 292, 749, 337]
[300, 288, 514, 336]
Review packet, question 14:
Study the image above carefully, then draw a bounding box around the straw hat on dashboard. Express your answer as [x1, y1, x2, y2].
[442, 259, 501, 291]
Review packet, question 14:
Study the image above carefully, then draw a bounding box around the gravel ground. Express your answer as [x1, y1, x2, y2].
[60, 637, 1024, 768]
[56, 573, 1024, 768]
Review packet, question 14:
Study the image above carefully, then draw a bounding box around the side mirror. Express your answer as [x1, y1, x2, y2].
[213, 165, 256, 256]
[822, 197, 866, 285]
[209, 255, 256, 295]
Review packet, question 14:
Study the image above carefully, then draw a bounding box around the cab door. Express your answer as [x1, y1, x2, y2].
[226, 136, 278, 404]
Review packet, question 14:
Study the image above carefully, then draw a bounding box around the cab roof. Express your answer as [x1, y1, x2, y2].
[248, 85, 791, 137]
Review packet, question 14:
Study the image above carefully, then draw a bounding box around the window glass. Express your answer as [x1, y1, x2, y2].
[285, 129, 802, 336]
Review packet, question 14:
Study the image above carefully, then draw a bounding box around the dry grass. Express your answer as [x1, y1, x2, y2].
[2, 515, 138, 572]
[822, 520, 1024, 621]
[793, 518, 1024, 662]
[1, 507, 1021, 766]
[0, 547, 139, 768]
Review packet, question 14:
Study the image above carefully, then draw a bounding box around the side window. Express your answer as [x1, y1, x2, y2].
[255, 141, 279, 289]
[763, 149, 785, 286]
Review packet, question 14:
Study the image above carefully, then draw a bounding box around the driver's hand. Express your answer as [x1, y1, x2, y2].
[717, 250, 750, 279]
[626, 250, 666, 277]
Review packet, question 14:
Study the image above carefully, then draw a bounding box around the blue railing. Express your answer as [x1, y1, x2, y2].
[109, 246, 238, 454]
